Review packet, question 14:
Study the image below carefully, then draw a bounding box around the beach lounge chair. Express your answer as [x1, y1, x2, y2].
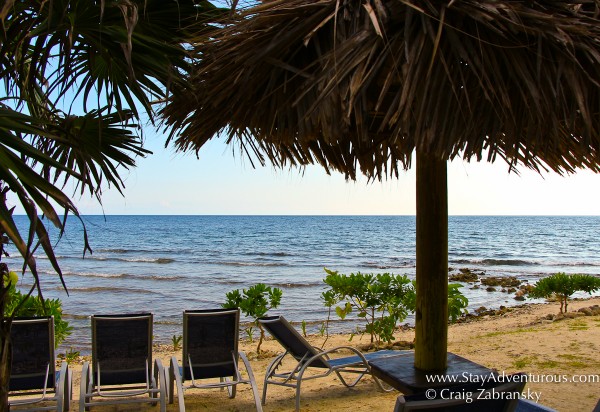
[8, 316, 71, 411]
[168, 308, 262, 411]
[258, 315, 397, 411]
[394, 372, 527, 411]
[79, 313, 167, 411]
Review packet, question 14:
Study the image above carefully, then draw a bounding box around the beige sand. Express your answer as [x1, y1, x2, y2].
[65, 297, 600, 412]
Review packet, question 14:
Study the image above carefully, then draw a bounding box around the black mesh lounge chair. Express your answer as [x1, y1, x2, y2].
[258, 315, 398, 411]
[394, 372, 527, 412]
[168, 308, 262, 412]
[9, 316, 71, 411]
[79, 313, 167, 411]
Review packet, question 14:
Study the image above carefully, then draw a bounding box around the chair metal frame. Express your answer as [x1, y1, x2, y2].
[79, 313, 167, 412]
[168, 308, 262, 411]
[8, 316, 71, 412]
[259, 315, 396, 411]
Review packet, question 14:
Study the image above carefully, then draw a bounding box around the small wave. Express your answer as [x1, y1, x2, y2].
[67, 272, 185, 281]
[208, 261, 288, 267]
[558, 262, 600, 267]
[96, 248, 129, 254]
[84, 256, 175, 264]
[363, 261, 415, 269]
[242, 251, 292, 257]
[66, 286, 156, 294]
[451, 259, 537, 266]
[214, 279, 247, 285]
[269, 282, 321, 288]
[68, 272, 125, 278]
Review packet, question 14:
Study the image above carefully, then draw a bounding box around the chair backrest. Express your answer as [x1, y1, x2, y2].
[258, 315, 329, 368]
[183, 308, 240, 380]
[92, 313, 153, 386]
[395, 372, 527, 412]
[9, 316, 55, 391]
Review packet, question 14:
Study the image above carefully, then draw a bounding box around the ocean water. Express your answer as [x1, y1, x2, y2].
[4, 215, 600, 352]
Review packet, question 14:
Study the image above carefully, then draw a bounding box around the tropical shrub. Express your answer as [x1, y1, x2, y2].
[322, 270, 469, 345]
[3, 274, 71, 347]
[322, 269, 413, 345]
[448, 283, 469, 323]
[223, 283, 283, 353]
[529, 273, 600, 313]
[401, 281, 468, 323]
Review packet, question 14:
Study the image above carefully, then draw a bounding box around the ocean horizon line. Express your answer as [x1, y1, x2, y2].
[12, 213, 600, 217]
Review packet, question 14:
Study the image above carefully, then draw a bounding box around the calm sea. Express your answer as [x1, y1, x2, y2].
[5, 215, 600, 352]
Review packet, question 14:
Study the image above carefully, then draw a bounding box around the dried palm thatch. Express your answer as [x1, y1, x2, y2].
[163, 0, 600, 180]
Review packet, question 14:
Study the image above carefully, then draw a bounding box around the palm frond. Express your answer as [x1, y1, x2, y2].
[162, 0, 600, 180]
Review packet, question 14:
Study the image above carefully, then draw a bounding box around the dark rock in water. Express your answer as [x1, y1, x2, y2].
[475, 306, 488, 314]
[449, 270, 479, 282]
[507, 287, 516, 293]
[486, 286, 497, 292]
[519, 284, 535, 293]
[514, 295, 526, 301]
[481, 276, 521, 288]
[471, 285, 480, 289]
[458, 305, 515, 323]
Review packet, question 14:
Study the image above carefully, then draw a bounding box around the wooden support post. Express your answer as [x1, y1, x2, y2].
[414, 152, 448, 371]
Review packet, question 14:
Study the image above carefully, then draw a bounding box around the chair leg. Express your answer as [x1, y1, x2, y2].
[372, 375, 395, 392]
[295, 360, 315, 412]
[60, 362, 71, 412]
[170, 356, 186, 412]
[79, 362, 91, 412]
[262, 352, 285, 406]
[239, 352, 263, 412]
[154, 359, 167, 412]
[224, 378, 237, 399]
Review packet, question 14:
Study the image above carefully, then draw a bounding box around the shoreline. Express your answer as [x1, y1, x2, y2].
[61, 297, 600, 411]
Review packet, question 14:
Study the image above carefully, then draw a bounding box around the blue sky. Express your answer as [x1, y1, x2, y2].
[61, 127, 600, 216]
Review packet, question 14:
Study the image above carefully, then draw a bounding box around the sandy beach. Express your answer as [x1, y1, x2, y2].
[64, 297, 600, 412]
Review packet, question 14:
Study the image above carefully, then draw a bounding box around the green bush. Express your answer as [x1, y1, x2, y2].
[322, 269, 413, 345]
[322, 270, 469, 346]
[402, 281, 468, 323]
[223, 283, 282, 353]
[529, 273, 600, 313]
[448, 283, 469, 323]
[3, 275, 72, 348]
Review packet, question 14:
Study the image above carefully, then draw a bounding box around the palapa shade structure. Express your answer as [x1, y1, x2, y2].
[162, 0, 600, 371]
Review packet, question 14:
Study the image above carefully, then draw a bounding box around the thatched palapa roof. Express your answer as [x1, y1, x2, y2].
[162, 0, 600, 180]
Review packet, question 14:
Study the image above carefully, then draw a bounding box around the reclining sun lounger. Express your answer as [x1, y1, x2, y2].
[8, 316, 71, 411]
[259, 315, 398, 411]
[79, 313, 167, 411]
[168, 308, 262, 411]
